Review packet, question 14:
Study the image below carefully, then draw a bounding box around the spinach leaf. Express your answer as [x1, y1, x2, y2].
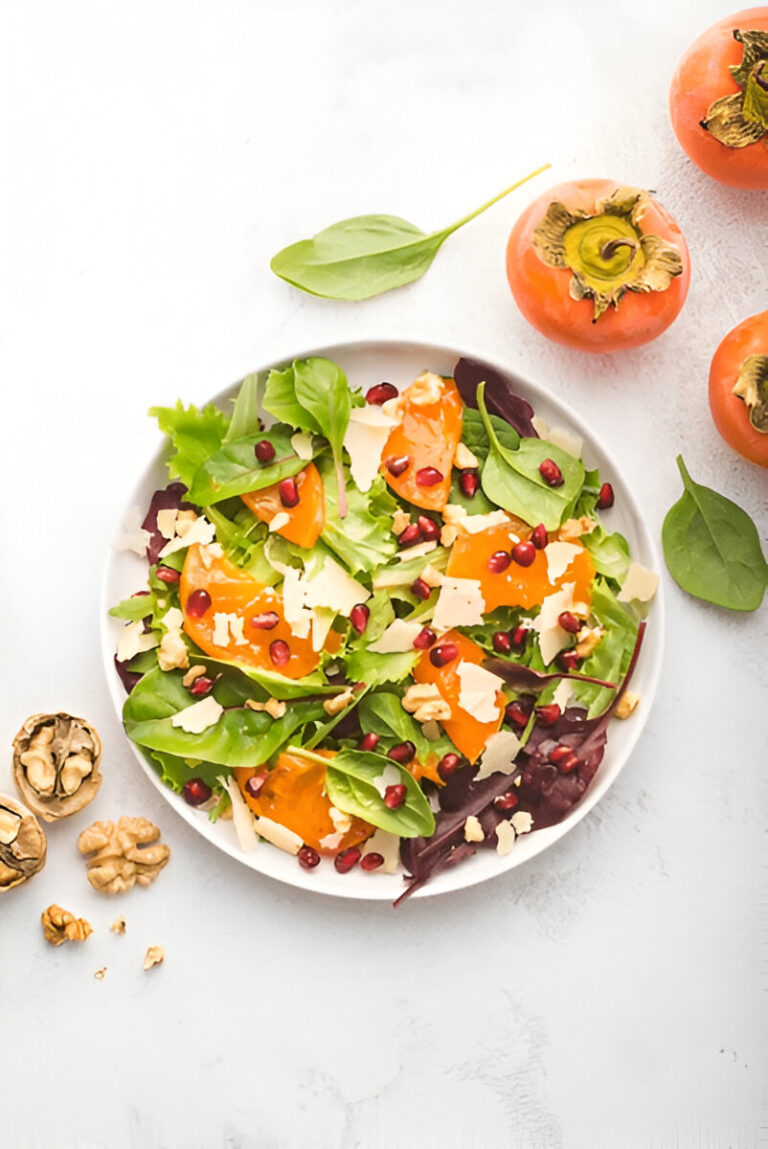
[150, 401, 229, 488]
[662, 456, 767, 612]
[224, 373, 262, 443]
[358, 691, 456, 764]
[569, 582, 638, 717]
[110, 595, 155, 622]
[344, 648, 419, 687]
[462, 406, 520, 456]
[583, 526, 631, 582]
[146, 747, 227, 794]
[293, 358, 352, 517]
[476, 384, 584, 529]
[270, 167, 549, 301]
[319, 456, 398, 575]
[189, 426, 307, 505]
[324, 750, 435, 837]
[262, 364, 321, 433]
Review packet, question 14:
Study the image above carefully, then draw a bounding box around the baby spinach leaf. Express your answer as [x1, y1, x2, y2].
[569, 582, 638, 717]
[262, 365, 321, 433]
[344, 648, 419, 687]
[224, 373, 262, 443]
[189, 427, 307, 505]
[324, 750, 435, 837]
[150, 402, 229, 488]
[462, 406, 520, 456]
[270, 167, 549, 301]
[293, 358, 352, 516]
[146, 747, 227, 794]
[358, 691, 456, 764]
[583, 526, 631, 582]
[662, 456, 767, 612]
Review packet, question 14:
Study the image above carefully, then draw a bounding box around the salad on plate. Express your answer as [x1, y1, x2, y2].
[110, 355, 657, 903]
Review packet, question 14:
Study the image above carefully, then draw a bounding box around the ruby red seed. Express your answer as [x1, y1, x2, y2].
[505, 700, 532, 729]
[398, 522, 422, 547]
[413, 626, 437, 651]
[557, 650, 580, 672]
[438, 753, 461, 779]
[334, 846, 361, 874]
[186, 588, 212, 618]
[487, 550, 512, 574]
[254, 439, 276, 464]
[410, 577, 431, 601]
[511, 625, 528, 648]
[298, 845, 321, 870]
[597, 482, 615, 510]
[182, 778, 212, 807]
[558, 611, 580, 634]
[492, 632, 513, 654]
[535, 703, 561, 727]
[494, 791, 519, 811]
[278, 476, 300, 508]
[189, 676, 215, 696]
[549, 744, 574, 765]
[387, 742, 416, 765]
[155, 565, 180, 584]
[459, 470, 480, 498]
[350, 603, 371, 635]
[269, 639, 290, 667]
[360, 852, 384, 871]
[359, 732, 380, 752]
[365, 382, 399, 406]
[531, 523, 549, 550]
[539, 458, 564, 487]
[384, 783, 408, 808]
[417, 515, 440, 541]
[559, 753, 579, 774]
[249, 611, 280, 630]
[244, 770, 269, 799]
[416, 466, 444, 487]
[429, 642, 459, 668]
[386, 455, 410, 477]
[511, 541, 536, 567]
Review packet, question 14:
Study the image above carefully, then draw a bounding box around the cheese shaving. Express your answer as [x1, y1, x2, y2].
[171, 696, 223, 734]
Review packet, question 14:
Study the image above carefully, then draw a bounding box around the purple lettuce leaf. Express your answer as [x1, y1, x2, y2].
[142, 482, 190, 564]
[453, 357, 539, 439]
[482, 659, 617, 692]
[114, 655, 144, 696]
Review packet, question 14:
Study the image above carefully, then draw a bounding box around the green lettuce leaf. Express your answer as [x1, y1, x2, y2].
[319, 456, 398, 575]
[324, 750, 435, 837]
[358, 691, 457, 763]
[150, 401, 229, 488]
[569, 581, 638, 717]
[189, 426, 309, 505]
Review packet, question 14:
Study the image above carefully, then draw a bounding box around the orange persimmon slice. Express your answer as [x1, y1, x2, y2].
[241, 461, 325, 549]
[413, 630, 503, 764]
[380, 375, 463, 511]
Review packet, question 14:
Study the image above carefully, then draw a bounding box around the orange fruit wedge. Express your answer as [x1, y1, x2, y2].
[380, 376, 463, 511]
[241, 461, 325, 549]
[413, 630, 503, 764]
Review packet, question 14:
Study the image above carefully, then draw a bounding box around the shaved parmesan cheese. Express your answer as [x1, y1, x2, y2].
[360, 827, 401, 873]
[531, 415, 583, 459]
[254, 816, 303, 855]
[432, 577, 486, 632]
[551, 678, 574, 712]
[303, 557, 369, 616]
[158, 515, 216, 558]
[617, 562, 659, 603]
[161, 607, 184, 631]
[495, 820, 517, 856]
[282, 568, 312, 639]
[464, 815, 484, 843]
[397, 540, 437, 560]
[319, 831, 344, 851]
[268, 512, 290, 532]
[199, 541, 224, 568]
[212, 612, 231, 646]
[291, 431, 314, 460]
[329, 806, 352, 834]
[368, 618, 423, 654]
[510, 811, 534, 835]
[532, 582, 576, 666]
[372, 763, 401, 798]
[461, 510, 511, 535]
[343, 406, 398, 492]
[474, 730, 521, 782]
[171, 696, 223, 734]
[156, 508, 178, 540]
[457, 661, 504, 724]
[229, 616, 247, 645]
[545, 540, 581, 584]
[116, 621, 160, 663]
[219, 775, 258, 853]
[113, 507, 152, 556]
[311, 606, 336, 652]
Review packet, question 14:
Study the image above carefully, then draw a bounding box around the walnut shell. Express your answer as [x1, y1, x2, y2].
[0, 794, 47, 892]
[13, 713, 102, 821]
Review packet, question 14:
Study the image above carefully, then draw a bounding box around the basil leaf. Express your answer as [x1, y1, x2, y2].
[224, 373, 262, 442]
[189, 427, 307, 505]
[150, 401, 229, 488]
[325, 750, 435, 838]
[662, 455, 767, 612]
[270, 167, 549, 301]
[293, 358, 352, 516]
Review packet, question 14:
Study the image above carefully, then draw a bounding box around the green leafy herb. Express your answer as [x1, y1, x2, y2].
[569, 582, 638, 717]
[344, 648, 419, 687]
[319, 456, 398, 574]
[358, 692, 456, 764]
[662, 456, 767, 612]
[270, 166, 550, 301]
[583, 525, 631, 583]
[150, 401, 229, 488]
[321, 749, 435, 838]
[262, 364, 321, 433]
[147, 747, 226, 794]
[189, 426, 307, 505]
[224, 373, 262, 443]
[293, 358, 352, 517]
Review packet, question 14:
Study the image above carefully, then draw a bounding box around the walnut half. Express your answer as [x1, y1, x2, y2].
[0, 794, 47, 893]
[77, 817, 170, 894]
[41, 904, 93, 946]
[13, 713, 102, 821]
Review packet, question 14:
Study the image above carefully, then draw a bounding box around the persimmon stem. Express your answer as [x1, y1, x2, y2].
[600, 238, 638, 260]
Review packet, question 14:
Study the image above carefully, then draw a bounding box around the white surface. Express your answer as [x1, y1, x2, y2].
[0, 2, 765, 1147]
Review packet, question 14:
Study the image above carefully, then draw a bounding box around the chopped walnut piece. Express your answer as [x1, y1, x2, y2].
[143, 945, 165, 971]
[323, 689, 356, 716]
[463, 815, 484, 843]
[420, 720, 441, 741]
[614, 690, 640, 719]
[409, 371, 444, 406]
[559, 516, 597, 542]
[110, 916, 127, 935]
[453, 442, 479, 469]
[94, 967, 107, 980]
[392, 509, 410, 536]
[78, 817, 170, 894]
[182, 664, 207, 688]
[244, 698, 287, 719]
[173, 509, 199, 537]
[420, 564, 443, 588]
[402, 683, 452, 723]
[0, 794, 46, 893]
[575, 625, 605, 659]
[41, 904, 93, 946]
[13, 713, 102, 821]
[440, 524, 458, 548]
[158, 628, 190, 672]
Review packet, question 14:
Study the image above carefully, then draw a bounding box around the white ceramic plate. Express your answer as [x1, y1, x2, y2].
[101, 338, 664, 902]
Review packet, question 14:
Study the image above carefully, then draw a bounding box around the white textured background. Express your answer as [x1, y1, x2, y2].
[1, 2, 766, 1147]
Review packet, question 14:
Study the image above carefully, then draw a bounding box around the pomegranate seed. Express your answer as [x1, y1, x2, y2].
[494, 791, 519, 811]
[411, 577, 431, 601]
[430, 642, 459, 667]
[269, 639, 290, 667]
[559, 753, 579, 774]
[548, 744, 574, 765]
[459, 470, 479, 498]
[398, 522, 422, 547]
[557, 650, 580, 672]
[558, 611, 580, 634]
[492, 632, 512, 654]
[539, 458, 564, 487]
[359, 732, 380, 752]
[413, 626, 437, 650]
[334, 846, 361, 873]
[511, 625, 528, 648]
[387, 742, 416, 765]
[249, 611, 280, 630]
[182, 778, 212, 806]
[487, 550, 512, 574]
[279, 477, 299, 507]
[361, 852, 384, 871]
[386, 455, 410, 477]
[298, 845, 321, 869]
[186, 588, 212, 618]
[531, 523, 548, 550]
[244, 770, 269, 799]
[511, 541, 536, 567]
[366, 382, 398, 405]
[189, 676, 214, 696]
[350, 603, 370, 634]
[416, 466, 444, 487]
[384, 783, 407, 808]
[438, 753, 461, 779]
[597, 482, 615, 510]
[535, 703, 561, 727]
[155, 565, 180, 584]
[505, 700, 533, 729]
[417, 515, 440, 541]
[254, 439, 276, 464]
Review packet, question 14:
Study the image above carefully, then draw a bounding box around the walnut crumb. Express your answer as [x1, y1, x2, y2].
[559, 516, 597, 542]
[244, 698, 287, 719]
[94, 967, 107, 980]
[402, 683, 451, 723]
[463, 815, 484, 843]
[574, 625, 605, 658]
[453, 442, 479, 469]
[143, 945, 165, 971]
[41, 904, 93, 946]
[182, 664, 207, 687]
[614, 690, 640, 719]
[440, 524, 458, 548]
[323, 689, 356, 716]
[392, 510, 410, 536]
[109, 916, 127, 935]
